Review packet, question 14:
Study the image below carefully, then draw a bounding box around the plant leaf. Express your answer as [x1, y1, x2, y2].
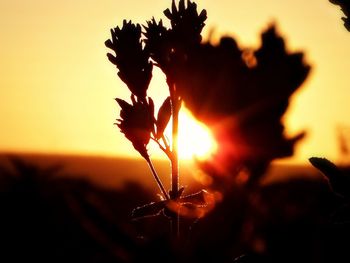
[156, 97, 172, 139]
[180, 189, 208, 205]
[131, 200, 166, 219]
[309, 157, 339, 178]
[309, 157, 350, 198]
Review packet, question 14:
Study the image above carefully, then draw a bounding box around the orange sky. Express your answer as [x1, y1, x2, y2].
[1, 0, 350, 163]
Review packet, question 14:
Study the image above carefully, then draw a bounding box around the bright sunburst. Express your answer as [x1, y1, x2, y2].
[177, 108, 217, 160]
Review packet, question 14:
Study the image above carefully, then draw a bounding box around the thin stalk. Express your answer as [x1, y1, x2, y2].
[151, 136, 172, 159]
[171, 103, 179, 198]
[169, 81, 181, 238]
[169, 84, 180, 199]
[145, 157, 169, 200]
[161, 134, 171, 151]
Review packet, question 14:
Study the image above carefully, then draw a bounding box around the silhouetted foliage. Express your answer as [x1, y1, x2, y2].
[106, 0, 211, 233]
[105, 20, 152, 99]
[116, 96, 155, 159]
[330, 0, 350, 31]
[156, 97, 171, 139]
[175, 25, 309, 171]
[106, 0, 311, 193]
[143, 0, 206, 79]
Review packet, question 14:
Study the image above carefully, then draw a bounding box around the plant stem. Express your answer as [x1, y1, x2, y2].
[151, 136, 172, 159]
[145, 157, 169, 200]
[169, 81, 180, 238]
[171, 102, 179, 199]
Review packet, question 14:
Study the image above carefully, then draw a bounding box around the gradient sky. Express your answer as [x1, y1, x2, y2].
[0, 0, 349, 163]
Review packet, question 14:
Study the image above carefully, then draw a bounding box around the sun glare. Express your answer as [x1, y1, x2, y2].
[176, 108, 217, 160]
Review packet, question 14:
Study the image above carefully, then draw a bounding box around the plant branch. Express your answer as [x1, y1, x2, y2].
[161, 134, 171, 152]
[169, 82, 181, 199]
[151, 137, 172, 159]
[168, 80, 181, 239]
[145, 156, 169, 200]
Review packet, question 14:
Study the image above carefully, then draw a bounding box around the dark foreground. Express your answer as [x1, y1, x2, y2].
[0, 153, 349, 263]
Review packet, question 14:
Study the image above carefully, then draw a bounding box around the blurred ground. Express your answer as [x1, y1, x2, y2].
[0, 153, 348, 263]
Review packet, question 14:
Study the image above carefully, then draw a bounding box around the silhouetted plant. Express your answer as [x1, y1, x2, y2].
[106, 0, 209, 238]
[175, 24, 310, 185]
[105, 0, 311, 242]
[330, 0, 350, 31]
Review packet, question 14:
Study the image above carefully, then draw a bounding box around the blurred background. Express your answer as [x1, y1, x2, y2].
[1, 0, 350, 164]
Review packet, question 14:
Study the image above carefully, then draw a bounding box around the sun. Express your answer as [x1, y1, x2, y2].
[177, 108, 217, 160]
